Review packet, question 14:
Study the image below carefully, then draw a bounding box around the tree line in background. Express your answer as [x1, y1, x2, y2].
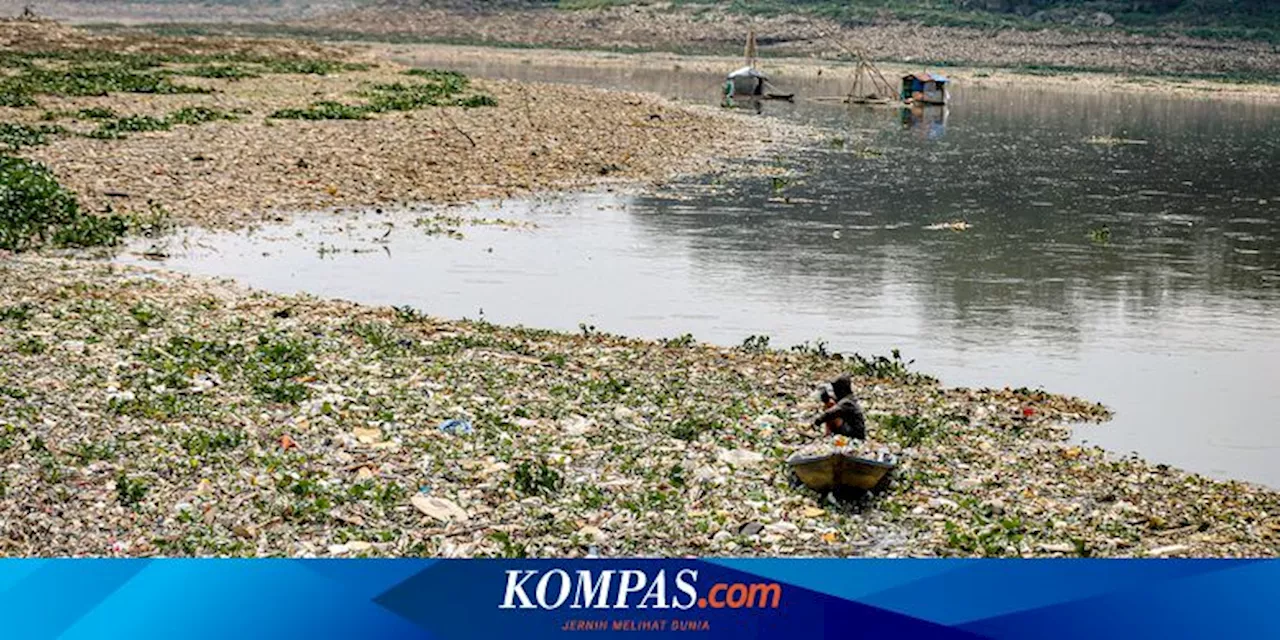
[411, 0, 1279, 27]
[930, 0, 1276, 18]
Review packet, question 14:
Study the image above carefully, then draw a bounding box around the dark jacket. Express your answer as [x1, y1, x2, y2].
[813, 396, 867, 440]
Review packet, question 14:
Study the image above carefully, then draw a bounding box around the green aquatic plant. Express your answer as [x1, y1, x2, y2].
[109, 334, 237, 419]
[790, 339, 831, 358]
[115, 471, 149, 508]
[270, 70, 493, 120]
[660, 333, 696, 348]
[879, 413, 943, 447]
[0, 63, 209, 105]
[0, 303, 34, 325]
[15, 336, 47, 355]
[1088, 226, 1112, 244]
[404, 68, 469, 84]
[129, 302, 165, 329]
[75, 107, 239, 138]
[49, 213, 130, 249]
[137, 335, 242, 388]
[67, 440, 117, 463]
[0, 88, 35, 108]
[41, 106, 118, 121]
[246, 334, 315, 404]
[413, 214, 466, 238]
[179, 64, 261, 80]
[944, 515, 1026, 557]
[0, 46, 384, 109]
[513, 459, 563, 497]
[393, 304, 428, 323]
[360, 78, 494, 112]
[740, 334, 771, 353]
[348, 320, 413, 354]
[180, 428, 244, 456]
[0, 123, 65, 151]
[167, 106, 238, 126]
[0, 156, 130, 251]
[258, 59, 369, 75]
[847, 349, 932, 382]
[270, 101, 370, 121]
[670, 416, 716, 442]
[488, 530, 529, 558]
[87, 114, 172, 139]
[347, 480, 406, 509]
[455, 94, 498, 108]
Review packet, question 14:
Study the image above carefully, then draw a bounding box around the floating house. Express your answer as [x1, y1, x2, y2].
[901, 72, 949, 105]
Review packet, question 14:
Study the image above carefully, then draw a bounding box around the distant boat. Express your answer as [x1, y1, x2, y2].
[723, 30, 794, 102]
[787, 450, 896, 492]
[725, 65, 768, 98]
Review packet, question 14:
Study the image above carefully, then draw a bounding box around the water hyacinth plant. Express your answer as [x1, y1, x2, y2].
[0, 156, 130, 251]
[0, 43, 372, 108]
[0, 122, 65, 152]
[270, 70, 496, 120]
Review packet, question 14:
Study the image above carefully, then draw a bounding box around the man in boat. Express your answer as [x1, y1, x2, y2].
[813, 374, 867, 440]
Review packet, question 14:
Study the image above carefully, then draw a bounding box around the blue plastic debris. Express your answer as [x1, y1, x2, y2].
[437, 419, 473, 435]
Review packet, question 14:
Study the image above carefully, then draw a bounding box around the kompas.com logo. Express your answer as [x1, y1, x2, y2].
[499, 569, 782, 610]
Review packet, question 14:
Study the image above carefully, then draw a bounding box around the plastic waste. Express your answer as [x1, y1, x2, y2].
[437, 419, 473, 435]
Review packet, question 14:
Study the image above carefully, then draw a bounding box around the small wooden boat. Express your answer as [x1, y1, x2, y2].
[723, 30, 794, 103]
[788, 451, 896, 492]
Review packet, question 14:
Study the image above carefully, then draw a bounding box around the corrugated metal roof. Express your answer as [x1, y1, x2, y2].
[903, 72, 948, 83]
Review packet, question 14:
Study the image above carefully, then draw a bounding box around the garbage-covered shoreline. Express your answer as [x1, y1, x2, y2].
[2, 20, 787, 232]
[313, 3, 1280, 84]
[2, 255, 1278, 558]
[383, 41, 1280, 105]
[3, 16, 1278, 561]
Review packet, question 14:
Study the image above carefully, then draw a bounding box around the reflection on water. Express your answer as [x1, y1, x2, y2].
[900, 105, 947, 139]
[121, 57, 1280, 486]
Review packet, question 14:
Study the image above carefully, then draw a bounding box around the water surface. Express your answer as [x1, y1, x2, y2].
[120, 58, 1280, 486]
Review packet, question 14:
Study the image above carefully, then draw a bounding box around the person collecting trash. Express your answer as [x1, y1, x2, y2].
[812, 374, 867, 440]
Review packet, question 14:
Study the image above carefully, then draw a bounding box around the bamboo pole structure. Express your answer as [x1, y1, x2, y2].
[802, 18, 896, 103]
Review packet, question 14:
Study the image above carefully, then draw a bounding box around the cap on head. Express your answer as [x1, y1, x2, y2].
[831, 374, 853, 400]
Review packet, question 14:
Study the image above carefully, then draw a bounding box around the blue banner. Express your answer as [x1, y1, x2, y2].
[0, 559, 1275, 639]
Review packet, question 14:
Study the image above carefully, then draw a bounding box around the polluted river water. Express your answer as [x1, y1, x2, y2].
[118, 57, 1280, 487]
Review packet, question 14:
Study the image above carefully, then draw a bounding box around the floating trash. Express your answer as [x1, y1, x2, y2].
[437, 419, 474, 435]
[924, 220, 971, 231]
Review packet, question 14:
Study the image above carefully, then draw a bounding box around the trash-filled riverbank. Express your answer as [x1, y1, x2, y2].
[2, 20, 787, 232]
[379, 41, 1280, 105]
[2, 255, 1278, 558]
[310, 4, 1280, 84]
